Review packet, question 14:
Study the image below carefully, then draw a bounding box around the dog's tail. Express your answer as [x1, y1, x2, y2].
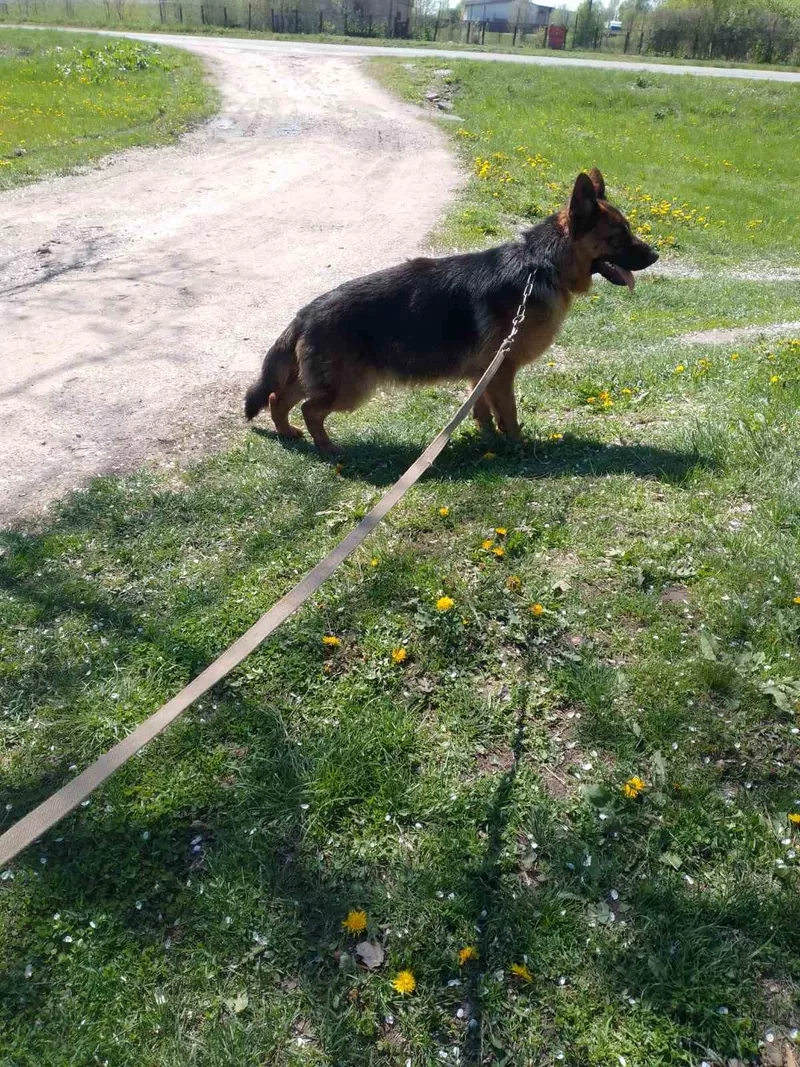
[244, 320, 300, 421]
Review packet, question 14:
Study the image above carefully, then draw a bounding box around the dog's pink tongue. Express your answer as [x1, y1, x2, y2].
[620, 268, 635, 291]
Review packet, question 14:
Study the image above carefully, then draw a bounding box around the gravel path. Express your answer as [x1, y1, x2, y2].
[62, 31, 800, 82]
[0, 36, 459, 523]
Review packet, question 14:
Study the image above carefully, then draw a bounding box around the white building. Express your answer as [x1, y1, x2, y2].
[462, 0, 554, 31]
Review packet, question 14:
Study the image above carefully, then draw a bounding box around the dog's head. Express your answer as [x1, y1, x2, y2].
[565, 168, 658, 292]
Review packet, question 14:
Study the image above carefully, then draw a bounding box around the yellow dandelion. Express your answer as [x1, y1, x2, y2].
[620, 387, 632, 396]
[482, 539, 494, 550]
[793, 596, 800, 605]
[495, 527, 508, 536]
[322, 635, 341, 648]
[391, 970, 416, 995]
[506, 575, 521, 592]
[436, 596, 455, 612]
[598, 390, 611, 402]
[674, 365, 685, 374]
[586, 396, 597, 404]
[510, 962, 533, 983]
[788, 813, 800, 825]
[342, 910, 368, 935]
[730, 352, 739, 361]
[530, 603, 544, 617]
[482, 451, 497, 461]
[549, 432, 563, 441]
[492, 546, 505, 558]
[770, 374, 781, 384]
[370, 557, 380, 567]
[622, 775, 646, 798]
[439, 506, 450, 517]
[391, 647, 408, 664]
[458, 946, 479, 966]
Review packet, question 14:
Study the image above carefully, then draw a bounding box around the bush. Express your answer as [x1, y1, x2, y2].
[54, 39, 169, 82]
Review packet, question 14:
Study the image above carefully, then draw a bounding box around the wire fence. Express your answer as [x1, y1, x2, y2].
[1, 0, 798, 64]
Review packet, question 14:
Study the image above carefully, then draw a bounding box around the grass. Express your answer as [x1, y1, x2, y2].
[0, 28, 216, 189]
[377, 58, 800, 271]
[1, 59, 800, 1067]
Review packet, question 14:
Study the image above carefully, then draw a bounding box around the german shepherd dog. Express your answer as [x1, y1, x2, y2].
[244, 168, 658, 454]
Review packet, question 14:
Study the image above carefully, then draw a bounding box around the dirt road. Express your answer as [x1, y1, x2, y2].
[0, 38, 459, 524]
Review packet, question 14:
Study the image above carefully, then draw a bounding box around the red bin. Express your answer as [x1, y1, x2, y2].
[547, 24, 566, 49]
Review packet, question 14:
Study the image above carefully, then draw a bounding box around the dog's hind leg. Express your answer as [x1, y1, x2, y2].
[301, 393, 340, 455]
[269, 379, 305, 440]
[486, 365, 522, 440]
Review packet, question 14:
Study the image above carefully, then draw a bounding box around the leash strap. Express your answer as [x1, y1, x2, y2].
[0, 274, 534, 868]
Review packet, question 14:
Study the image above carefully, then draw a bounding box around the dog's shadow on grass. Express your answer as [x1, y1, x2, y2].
[251, 426, 716, 488]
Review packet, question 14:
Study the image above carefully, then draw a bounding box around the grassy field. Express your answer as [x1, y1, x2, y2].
[1, 59, 800, 1067]
[0, 28, 215, 189]
[378, 60, 800, 271]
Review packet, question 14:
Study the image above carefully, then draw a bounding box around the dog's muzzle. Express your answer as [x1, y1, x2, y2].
[593, 241, 659, 291]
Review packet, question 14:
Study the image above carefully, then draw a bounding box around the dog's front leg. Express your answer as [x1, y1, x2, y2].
[470, 383, 495, 432]
[486, 365, 522, 440]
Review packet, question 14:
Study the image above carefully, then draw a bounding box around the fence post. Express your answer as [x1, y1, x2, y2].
[433, 5, 439, 40]
[623, 27, 630, 52]
[593, 27, 599, 49]
[481, 19, 485, 43]
[343, 7, 347, 34]
[512, 18, 518, 44]
[638, 26, 644, 51]
[572, 15, 578, 47]
[319, 8, 322, 31]
[223, 5, 227, 25]
[293, 6, 298, 30]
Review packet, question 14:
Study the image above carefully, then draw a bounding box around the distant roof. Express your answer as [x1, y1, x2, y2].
[464, 0, 555, 7]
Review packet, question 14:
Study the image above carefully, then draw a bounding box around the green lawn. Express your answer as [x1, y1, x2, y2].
[0, 28, 216, 189]
[377, 58, 800, 270]
[1, 60, 799, 1067]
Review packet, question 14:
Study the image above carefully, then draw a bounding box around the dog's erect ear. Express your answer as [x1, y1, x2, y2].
[568, 172, 600, 236]
[588, 167, 606, 199]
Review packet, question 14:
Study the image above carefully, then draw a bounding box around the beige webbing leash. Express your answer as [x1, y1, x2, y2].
[0, 274, 535, 868]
